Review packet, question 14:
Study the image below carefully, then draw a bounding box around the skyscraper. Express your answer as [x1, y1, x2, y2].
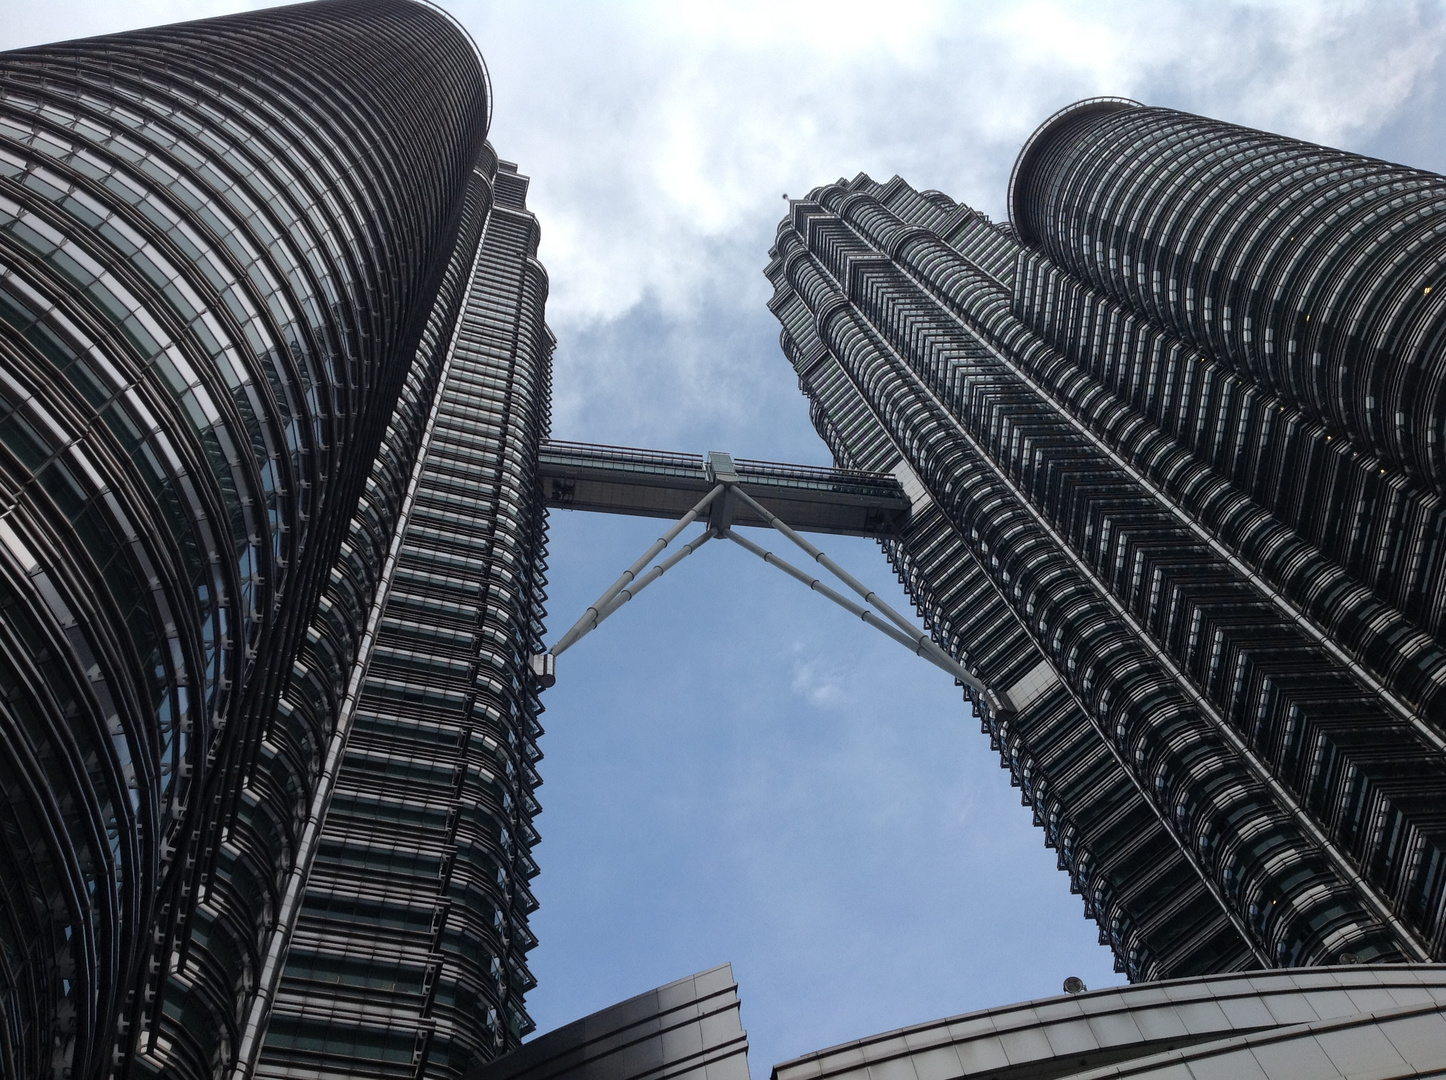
[7, 0, 1446, 1076]
[766, 98, 1446, 982]
[0, 3, 548, 1077]
[247, 155, 550, 1080]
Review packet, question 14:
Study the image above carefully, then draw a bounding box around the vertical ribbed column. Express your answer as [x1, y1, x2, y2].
[255, 162, 551, 1080]
[1009, 100, 1446, 607]
[0, 3, 491, 1076]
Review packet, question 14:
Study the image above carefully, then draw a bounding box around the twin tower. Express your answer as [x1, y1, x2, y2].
[1, 2, 1444, 1079]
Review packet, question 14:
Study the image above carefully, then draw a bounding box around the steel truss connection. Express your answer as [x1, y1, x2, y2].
[533, 453, 1003, 705]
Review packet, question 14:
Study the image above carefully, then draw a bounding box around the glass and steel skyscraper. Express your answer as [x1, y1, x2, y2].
[767, 99, 1446, 982]
[0, 2, 549, 1077]
[7, 2, 1446, 1078]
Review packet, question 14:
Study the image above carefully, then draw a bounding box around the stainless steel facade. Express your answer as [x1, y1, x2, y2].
[253, 159, 551, 1080]
[0, 3, 549, 1078]
[766, 101, 1446, 983]
[9, 6, 1446, 1079]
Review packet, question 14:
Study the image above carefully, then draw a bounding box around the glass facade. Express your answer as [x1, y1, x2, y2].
[0, 3, 549, 1078]
[766, 100, 1446, 983]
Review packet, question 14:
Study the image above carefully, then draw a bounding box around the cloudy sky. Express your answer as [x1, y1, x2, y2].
[8, 0, 1446, 1070]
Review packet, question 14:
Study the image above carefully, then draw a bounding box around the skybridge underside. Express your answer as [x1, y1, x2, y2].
[538, 440, 910, 538]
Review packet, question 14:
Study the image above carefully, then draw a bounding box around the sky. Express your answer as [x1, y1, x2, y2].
[7, 0, 1446, 1071]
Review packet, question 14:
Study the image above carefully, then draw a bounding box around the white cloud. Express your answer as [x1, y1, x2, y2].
[451, 0, 1446, 441]
[789, 649, 848, 709]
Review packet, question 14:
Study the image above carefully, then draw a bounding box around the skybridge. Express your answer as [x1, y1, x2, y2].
[534, 442, 1011, 712]
[537, 440, 912, 538]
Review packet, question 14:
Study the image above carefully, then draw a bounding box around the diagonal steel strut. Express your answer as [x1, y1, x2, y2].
[727, 484, 988, 694]
[550, 483, 724, 659]
[721, 528, 987, 695]
[589, 527, 716, 631]
[537, 478, 997, 703]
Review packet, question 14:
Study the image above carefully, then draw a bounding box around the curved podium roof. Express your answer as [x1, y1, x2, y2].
[773, 965, 1446, 1080]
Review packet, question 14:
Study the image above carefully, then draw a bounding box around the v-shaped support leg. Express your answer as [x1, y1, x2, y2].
[532, 485, 724, 685]
[535, 474, 1010, 712]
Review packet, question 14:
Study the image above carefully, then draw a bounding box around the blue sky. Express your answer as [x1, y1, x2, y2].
[8, 0, 1446, 1071]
